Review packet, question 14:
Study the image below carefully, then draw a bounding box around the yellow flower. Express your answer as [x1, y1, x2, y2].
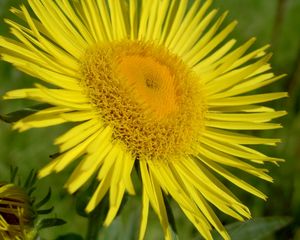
[0, 1, 286, 239]
[0, 183, 35, 240]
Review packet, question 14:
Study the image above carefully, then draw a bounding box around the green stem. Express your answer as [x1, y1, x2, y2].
[86, 202, 105, 240]
[271, 0, 287, 47]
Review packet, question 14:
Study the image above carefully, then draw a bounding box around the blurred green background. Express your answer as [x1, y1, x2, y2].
[0, 0, 300, 239]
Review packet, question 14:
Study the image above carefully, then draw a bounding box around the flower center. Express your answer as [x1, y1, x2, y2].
[80, 41, 206, 161]
[117, 55, 178, 120]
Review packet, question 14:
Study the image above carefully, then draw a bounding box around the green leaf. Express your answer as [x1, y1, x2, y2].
[211, 217, 292, 240]
[27, 186, 37, 197]
[55, 233, 84, 240]
[9, 166, 18, 183]
[38, 218, 66, 230]
[23, 169, 37, 188]
[35, 188, 52, 209]
[0, 104, 52, 123]
[36, 206, 54, 215]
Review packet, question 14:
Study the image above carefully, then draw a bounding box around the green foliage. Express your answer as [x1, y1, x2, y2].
[35, 188, 52, 209]
[37, 218, 67, 230]
[0, 104, 52, 123]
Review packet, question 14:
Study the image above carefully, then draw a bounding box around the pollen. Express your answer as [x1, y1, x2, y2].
[80, 41, 206, 161]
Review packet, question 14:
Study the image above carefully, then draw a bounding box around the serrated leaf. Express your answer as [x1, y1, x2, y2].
[55, 233, 84, 240]
[211, 217, 292, 240]
[38, 218, 66, 230]
[0, 104, 51, 123]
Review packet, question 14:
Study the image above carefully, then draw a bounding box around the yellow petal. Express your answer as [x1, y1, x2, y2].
[138, 189, 150, 240]
[208, 92, 288, 106]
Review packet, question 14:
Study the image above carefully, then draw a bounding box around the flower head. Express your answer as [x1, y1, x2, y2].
[0, 168, 66, 240]
[0, 183, 35, 240]
[0, 1, 286, 239]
